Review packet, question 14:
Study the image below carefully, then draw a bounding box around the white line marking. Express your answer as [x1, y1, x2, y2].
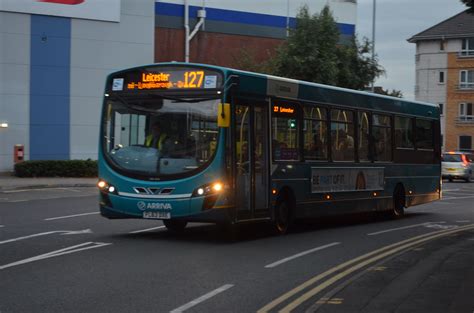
[264, 242, 341, 269]
[0, 229, 92, 245]
[442, 195, 474, 200]
[170, 284, 234, 313]
[455, 220, 471, 223]
[0, 225, 4, 228]
[367, 222, 445, 236]
[0, 242, 111, 270]
[8, 200, 28, 203]
[129, 226, 166, 234]
[44, 212, 99, 221]
[3, 188, 64, 193]
[442, 189, 460, 192]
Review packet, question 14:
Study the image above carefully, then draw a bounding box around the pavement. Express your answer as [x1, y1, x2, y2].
[0, 172, 97, 191]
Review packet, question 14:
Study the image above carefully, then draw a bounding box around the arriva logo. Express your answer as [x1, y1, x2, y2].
[137, 201, 172, 211]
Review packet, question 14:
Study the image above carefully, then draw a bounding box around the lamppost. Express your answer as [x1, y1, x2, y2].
[371, 0, 376, 92]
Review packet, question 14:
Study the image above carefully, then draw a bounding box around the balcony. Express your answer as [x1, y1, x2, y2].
[458, 50, 474, 58]
[456, 115, 474, 124]
[457, 83, 474, 90]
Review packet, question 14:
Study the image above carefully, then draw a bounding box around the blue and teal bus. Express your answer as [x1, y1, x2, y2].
[98, 63, 441, 234]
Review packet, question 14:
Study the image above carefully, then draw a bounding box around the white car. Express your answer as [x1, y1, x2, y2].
[442, 152, 474, 182]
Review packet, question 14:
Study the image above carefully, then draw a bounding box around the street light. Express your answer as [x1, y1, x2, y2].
[371, 0, 376, 92]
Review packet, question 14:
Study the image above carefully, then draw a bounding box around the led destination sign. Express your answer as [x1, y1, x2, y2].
[110, 67, 223, 92]
[273, 104, 296, 115]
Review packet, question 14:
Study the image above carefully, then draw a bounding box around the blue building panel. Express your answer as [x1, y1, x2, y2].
[155, 2, 355, 36]
[30, 15, 71, 160]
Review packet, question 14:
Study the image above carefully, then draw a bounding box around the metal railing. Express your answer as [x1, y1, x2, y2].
[456, 115, 474, 124]
[458, 50, 474, 58]
[457, 83, 474, 90]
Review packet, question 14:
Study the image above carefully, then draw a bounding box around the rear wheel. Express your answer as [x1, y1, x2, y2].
[390, 186, 405, 219]
[273, 200, 291, 235]
[163, 220, 187, 232]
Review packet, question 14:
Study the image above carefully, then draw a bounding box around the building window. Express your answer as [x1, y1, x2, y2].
[440, 40, 445, 51]
[459, 136, 472, 151]
[461, 38, 474, 56]
[439, 103, 444, 115]
[460, 70, 474, 89]
[439, 71, 445, 84]
[459, 102, 473, 121]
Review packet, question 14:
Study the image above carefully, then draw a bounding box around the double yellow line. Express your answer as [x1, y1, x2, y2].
[258, 223, 474, 313]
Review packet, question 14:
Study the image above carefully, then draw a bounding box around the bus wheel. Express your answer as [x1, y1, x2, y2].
[391, 186, 405, 219]
[163, 220, 187, 232]
[274, 200, 291, 235]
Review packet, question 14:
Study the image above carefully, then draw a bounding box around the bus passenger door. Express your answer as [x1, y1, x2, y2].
[233, 103, 270, 221]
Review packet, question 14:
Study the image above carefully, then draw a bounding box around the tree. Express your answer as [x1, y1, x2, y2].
[272, 5, 383, 90]
[373, 87, 403, 98]
[232, 5, 384, 91]
[461, 0, 474, 12]
[273, 6, 340, 85]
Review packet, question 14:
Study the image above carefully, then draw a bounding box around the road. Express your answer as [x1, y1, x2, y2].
[1, 183, 473, 313]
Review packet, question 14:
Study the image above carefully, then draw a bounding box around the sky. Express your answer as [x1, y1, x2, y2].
[356, 0, 467, 100]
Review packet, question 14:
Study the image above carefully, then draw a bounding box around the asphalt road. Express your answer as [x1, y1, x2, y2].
[1, 182, 473, 313]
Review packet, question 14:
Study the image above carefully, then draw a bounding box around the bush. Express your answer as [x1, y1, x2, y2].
[14, 160, 98, 177]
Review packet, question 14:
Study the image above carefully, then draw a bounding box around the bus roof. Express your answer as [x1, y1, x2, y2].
[107, 62, 439, 117]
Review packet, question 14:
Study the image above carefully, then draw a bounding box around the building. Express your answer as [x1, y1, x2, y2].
[0, 0, 154, 171]
[0, 0, 357, 172]
[154, 0, 357, 66]
[408, 10, 474, 152]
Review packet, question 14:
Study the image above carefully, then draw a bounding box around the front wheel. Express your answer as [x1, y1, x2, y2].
[163, 220, 187, 232]
[390, 187, 405, 219]
[273, 201, 291, 235]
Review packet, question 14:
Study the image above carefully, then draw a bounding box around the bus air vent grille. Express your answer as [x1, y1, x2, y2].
[160, 188, 174, 194]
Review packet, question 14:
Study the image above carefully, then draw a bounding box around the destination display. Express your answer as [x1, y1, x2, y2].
[109, 67, 223, 92]
[272, 104, 297, 116]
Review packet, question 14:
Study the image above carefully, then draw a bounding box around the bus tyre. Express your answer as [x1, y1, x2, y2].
[273, 200, 291, 235]
[163, 220, 187, 232]
[391, 187, 405, 219]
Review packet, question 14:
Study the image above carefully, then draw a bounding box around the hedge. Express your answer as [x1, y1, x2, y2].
[14, 160, 98, 177]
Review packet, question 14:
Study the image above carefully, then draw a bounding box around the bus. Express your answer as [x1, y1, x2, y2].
[98, 62, 441, 234]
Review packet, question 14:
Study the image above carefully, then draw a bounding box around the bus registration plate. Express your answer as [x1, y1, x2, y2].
[143, 211, 170, 219]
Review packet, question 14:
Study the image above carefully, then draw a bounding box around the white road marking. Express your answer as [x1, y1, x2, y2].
[264, 242, 341, 269]
[424, 223, 458, 230]
[44, 212, 99, 221]
[442, 195, 474, 200]
[455, 220, 471, 223]
[0, 225, 4, 228]
[170, 284, 234, 313]
[8, 200, 28, 203]
[0, 229, 92, 245]
[2, 188, 64, 193]
[367, 222, 445, 236]
[442, 189, 460, 192]
[0, 242, 111, 270]
[129, 226, 166, 234]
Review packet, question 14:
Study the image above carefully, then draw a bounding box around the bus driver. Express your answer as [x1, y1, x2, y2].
[145, 121, 168, 151]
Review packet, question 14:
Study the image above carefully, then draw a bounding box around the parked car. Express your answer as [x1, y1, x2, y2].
[441, 152, 474, 182]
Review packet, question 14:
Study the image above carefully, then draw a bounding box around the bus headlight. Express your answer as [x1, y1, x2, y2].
[97, 180, 118, 194]
[192, 181, 225, 197]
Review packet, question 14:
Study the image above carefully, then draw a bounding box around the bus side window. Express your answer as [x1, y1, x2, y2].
[415, 119, 434, 150]
[372, 114, 392, 162]
[303, 106, 328, 160]
[358, 112, 370, 162]
[331, 109, 354, 161]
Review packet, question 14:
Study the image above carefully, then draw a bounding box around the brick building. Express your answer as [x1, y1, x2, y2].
[408, 10, 474, 152]
[154, 0, 357, 67]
